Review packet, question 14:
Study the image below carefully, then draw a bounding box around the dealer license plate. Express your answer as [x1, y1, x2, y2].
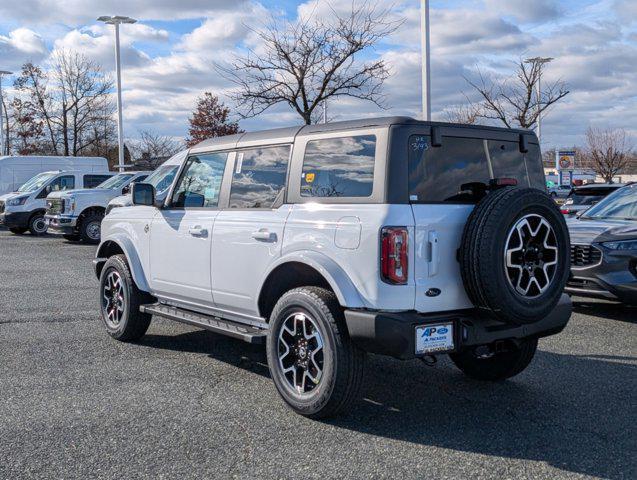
[415, 323, 454, 354]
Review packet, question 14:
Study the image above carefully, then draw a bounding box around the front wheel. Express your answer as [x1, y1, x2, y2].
[449, 338, 538, 381]
[266, 287, 365, 419]
[28, 213, 47, 236]
[80, 213, 103, 244]
[99, 254, 153, 342]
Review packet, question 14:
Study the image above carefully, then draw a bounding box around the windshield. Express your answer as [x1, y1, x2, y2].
[144, 165, 179, 193]
[18, 172, 57, 193]
[98, 174, 134, 190]
[567, 187, 618, 205]
[582, 185, 637, 220]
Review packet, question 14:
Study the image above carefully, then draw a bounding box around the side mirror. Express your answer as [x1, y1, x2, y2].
[132, 183, 156, 206]
[45, 185, 53, 193]
[122, 185, 131, 195]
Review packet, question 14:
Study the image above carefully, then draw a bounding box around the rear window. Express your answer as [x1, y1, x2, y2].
[568, 187, 618, 205]
[301, 135, 375, 198]
[408, 135, 544, 203]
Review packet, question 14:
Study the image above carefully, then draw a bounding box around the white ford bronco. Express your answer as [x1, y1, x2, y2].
[94, 117, 571, 418]
[45, 171, 150, 243]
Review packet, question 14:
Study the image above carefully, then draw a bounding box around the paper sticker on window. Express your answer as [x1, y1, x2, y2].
[305, 172, 315, 183]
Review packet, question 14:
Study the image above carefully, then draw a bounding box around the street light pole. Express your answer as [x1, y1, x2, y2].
[420, 0, 431, 121]
[524, 57, 553, 145]
[0, 71, 12, 156]
[97, 15, 137, 172]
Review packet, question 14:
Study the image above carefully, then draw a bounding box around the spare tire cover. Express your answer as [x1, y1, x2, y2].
[459, 187, 570, 325]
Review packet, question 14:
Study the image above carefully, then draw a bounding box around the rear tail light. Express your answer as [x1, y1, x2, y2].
[560, 208, 570, 214]
[381, 227, 408, 285]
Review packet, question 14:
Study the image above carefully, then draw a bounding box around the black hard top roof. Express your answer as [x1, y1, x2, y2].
[191, 116, 535, 151]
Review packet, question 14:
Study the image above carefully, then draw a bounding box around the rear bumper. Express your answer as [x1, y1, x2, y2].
[45, 214, 78, 235]
[0, 211, 31, 229]
[344, 294, 572, 360]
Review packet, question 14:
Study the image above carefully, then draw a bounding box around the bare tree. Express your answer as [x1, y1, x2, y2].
[584, 127, 632, 183]
[466, 59, 569, 129]
[13, 52, 115, 156]
[444, 104, 483, 125]
[218, 2, 401, 125]
[128, 130, 182, 169]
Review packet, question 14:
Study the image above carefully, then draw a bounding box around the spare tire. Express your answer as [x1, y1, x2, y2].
[459, 187, 570, 325]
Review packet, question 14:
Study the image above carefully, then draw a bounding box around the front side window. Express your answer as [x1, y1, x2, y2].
[49, 175, 75, 191]
[171, 152, 228, 208]
[301, 135, 376, 198]
[228, 146, 290, 209]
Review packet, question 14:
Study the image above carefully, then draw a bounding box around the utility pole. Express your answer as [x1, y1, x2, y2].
[524, 57, 553, 145]
[97, 15, 137, 171]
[420, 0, 431, 121]
[0, 70, 12, 156]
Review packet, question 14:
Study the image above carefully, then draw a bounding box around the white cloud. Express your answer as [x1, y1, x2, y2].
[0, 0, 250, 25]
[484, 0, 561, 23]
[0, 28, 48, 70]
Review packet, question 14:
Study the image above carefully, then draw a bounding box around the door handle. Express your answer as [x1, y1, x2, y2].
[252, 229, 276, 242]
[188, 225, 208, 237]
[428, 230, 439, 277]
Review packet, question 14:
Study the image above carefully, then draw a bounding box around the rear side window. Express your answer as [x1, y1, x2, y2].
[171, 152, 228, 208]
[228, 146, 290, 209]
[409, 135, 545, 203]
[301, 135, 375, 198]
[83, 174, 112, 188]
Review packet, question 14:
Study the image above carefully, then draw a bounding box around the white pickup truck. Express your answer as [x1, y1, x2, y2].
[45, 171, 150, 243]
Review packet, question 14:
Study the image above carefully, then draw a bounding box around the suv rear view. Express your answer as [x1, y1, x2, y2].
[93, 117, 571, 418]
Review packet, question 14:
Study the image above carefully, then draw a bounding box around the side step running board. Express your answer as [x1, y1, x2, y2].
[140, 303, 267, 344]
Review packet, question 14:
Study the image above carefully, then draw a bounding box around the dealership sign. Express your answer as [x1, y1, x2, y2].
[557, 150, 576, 171]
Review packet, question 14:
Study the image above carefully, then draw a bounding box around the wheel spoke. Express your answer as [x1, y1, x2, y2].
[277, 311, 326, 396]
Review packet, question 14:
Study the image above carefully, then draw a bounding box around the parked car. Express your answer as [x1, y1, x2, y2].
[566, 183, 637, 304]
[93, 117, 571, 418]
[105, 151, 186, 215]
[0, 170, 115, 235]
[45, 171, 150, 244]
[560, 183, 625, 216]
[548, 184, 572, 199]
[0, 155, 108, 195]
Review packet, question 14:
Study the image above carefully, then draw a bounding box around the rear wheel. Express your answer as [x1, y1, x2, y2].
[266, 287, 365, 419]
[450, 338, 538, 381]
[28, 213, 47, 236]
[99, 254, 153, 342]
[80, 213, 103, 244]
[9, 227, 27, 235]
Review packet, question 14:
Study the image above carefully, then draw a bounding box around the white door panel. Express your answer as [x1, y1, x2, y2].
[412, 204, 474, 312]
[149, 209, 218, 306]
[211, 206, 291, 315]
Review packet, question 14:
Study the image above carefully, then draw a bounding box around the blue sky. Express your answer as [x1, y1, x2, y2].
[0, 0, 635, 149]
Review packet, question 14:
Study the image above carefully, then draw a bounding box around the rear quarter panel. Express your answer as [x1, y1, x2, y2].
[283, 203, 415, 310]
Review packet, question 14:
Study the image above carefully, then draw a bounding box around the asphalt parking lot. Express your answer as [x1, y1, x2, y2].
[0, 229, 635, 480]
